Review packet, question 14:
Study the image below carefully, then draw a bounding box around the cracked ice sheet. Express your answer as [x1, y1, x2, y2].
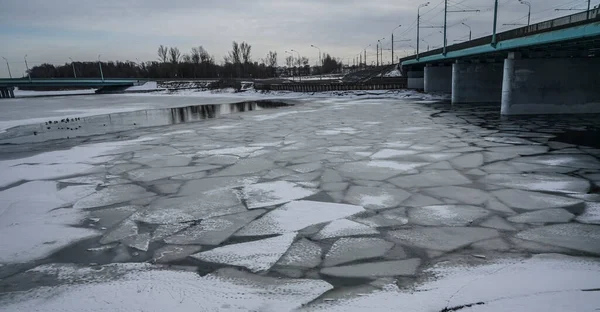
[301, 254, 600, 312]
[241, 181, 318, 209]
[0, 264, 333, 312]
[0, 181, 99, 263]
[236, 200, 364, 236]
[338, 161, 428, 180]
[191, 233, 297, 272]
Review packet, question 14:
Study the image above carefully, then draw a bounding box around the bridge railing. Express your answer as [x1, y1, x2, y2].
[400, 8, 600, 63]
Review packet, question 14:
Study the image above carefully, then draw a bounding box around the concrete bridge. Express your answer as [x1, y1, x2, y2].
[400, 8, 600, 115]
[0, 78, 145, 99]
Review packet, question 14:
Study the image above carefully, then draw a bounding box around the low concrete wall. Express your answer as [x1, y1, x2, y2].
[424, 66, 452, 93]
[501, 58, 600, 115]
[407, 71, 424, 90]
[452, 62, 503, 104]
[257, 82, 407, 92]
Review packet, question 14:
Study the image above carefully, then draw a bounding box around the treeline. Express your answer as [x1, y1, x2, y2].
[28, 42, 344, 79]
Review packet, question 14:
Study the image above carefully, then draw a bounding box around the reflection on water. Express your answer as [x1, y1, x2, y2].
[0, 100, 293, 144]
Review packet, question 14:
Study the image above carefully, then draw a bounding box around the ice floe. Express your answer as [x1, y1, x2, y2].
[236, 200, 364, 236]
[190, 233, 297, 272]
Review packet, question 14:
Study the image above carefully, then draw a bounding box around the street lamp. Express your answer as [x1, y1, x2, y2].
[98, 54, 104, 82]
[24, 54, 31, 81]
[391, 25, 402, 65]
[377, 37, 385, 66]
[2, 57, 11, 78]
[285, 50, 295, 81]
[492, 0, 499, 47]
[290, 49, 301, 81]
[310, 45, 321, 66]
[417, 2, 430, 60]
[421, 38, 431, 51]
[461, 22, 472, 41]
[69, 57, 77, 78]
[362, 44, 371, 68]
[519, 1, 531, 26]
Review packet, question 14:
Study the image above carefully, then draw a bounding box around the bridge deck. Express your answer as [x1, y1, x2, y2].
[401, 8, 600, 66]
[0, 78, 145, 88]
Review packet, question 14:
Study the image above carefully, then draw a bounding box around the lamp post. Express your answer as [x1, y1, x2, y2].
[310, 45, 321, 66]
[519, 1, 531, 25]
[290, 49, 301, 81]
[310, 45, 322, 79]
[24, 55, 31, 81]
[2, 57, 11, 78]
[69, 57, 77, 78]
[363, 44, 371, 68]
[98, 55, 104, 82]
[391, 25, 401, 65]
[417, 2, 430, 60]
[377, 37, 385, 66]
[461, 22, 472, 41]
[285, 50, 294, 81]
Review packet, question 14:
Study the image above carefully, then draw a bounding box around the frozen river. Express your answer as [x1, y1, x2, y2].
[1, 90, 600, 311]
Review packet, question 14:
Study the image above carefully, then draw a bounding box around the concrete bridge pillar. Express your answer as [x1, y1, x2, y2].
[424, 64, 452, 94]
[8, 88, 14, 98]
[407, 70, 424, 90]
[501, 57, 600, 115]
[452, 61, 504, 104]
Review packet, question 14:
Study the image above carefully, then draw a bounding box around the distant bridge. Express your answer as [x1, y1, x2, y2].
[400, 8, 600, 115]
[0, 78, 146, 98]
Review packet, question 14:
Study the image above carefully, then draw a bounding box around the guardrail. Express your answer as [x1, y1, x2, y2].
[400, 8, 600, 64]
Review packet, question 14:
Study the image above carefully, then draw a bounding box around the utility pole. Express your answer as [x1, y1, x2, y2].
[417, 2, 430, 60]
[69, 57, 77, 78]
[98, 55, 104, 82]
[391, 25, 401, 65]
[492, 0, 499, 47]
[2, 57, 11, 78]
[363, 44, 370, 68]
[24, 54, 31, 81]
[377, 37, 385, 66]
[588, 0, 591, 19]
[443, 0, 448, 55]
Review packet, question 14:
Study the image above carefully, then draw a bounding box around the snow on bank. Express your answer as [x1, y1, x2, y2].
[13, 88, 96, 97]
[303, 254, 600, 312]
[0, 139, 151, 263]
[1, 254, 598, 311]
[124, 81, 161, 92]
[0, 264, 333, 312]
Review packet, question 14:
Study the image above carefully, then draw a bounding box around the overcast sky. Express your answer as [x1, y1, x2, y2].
[0, 0, 594, 77]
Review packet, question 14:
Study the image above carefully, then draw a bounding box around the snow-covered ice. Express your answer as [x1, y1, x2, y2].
[236, 200, 365, 236]
[507, 208, 574, 224]
[313, 219, 379, 240]
[344, 186, 411, 210]
[190, 233, 297, 272]
[515, 223, 600, 255]
[241, 181, 318, 209]
[387, 227, 499, 252]
[408, 205, 492, 226]
[323, 237, 394, 267]
[0, 264, 333, 312]
[492, 189, 583, 210]
[164, 209, 265, 245]
[320, 258, 421, 278]
[276, 238, 323, 268]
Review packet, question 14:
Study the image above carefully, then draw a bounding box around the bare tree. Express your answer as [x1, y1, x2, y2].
[227, 41, 241, 64]
[285, 55, 294, 67]
[182, 54, 192, 63]
[265, 51, 277, 67]
[158, 45, 168, 63]
[240, 42, 252, 64]
[301, 56, 309, 66]
[169, 47, 181, 64]
[191, 47, 201, 64]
